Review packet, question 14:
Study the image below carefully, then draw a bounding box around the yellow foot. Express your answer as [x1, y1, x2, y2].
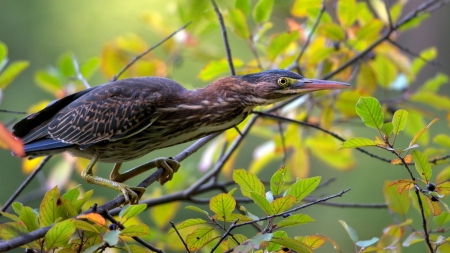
[155, 157, 180, 185]
[117, 183, 146, 204]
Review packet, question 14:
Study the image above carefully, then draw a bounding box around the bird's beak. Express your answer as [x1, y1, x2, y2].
[293, 78, 350, 92]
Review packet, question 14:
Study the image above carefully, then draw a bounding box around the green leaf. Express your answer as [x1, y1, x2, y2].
[392, 109, 408, 135]
[209, 193, 235, 220]
[356, 20, 383, 41]
[39, 186, 61, 227]
[370, 55, 397, 88]
[61, 198, 79, 217]
[434, 134, 450, 149]
[250, 191, 271, 214]
[168, 218, 208, 234]
[44, 220, 76, 250]
[291, 0, 322, 18]
[410, 91, 450, 110]
[235, 0, 251, 16]
[338, 220, 358, 242]
[267, 231, 287, 252]
[411, 47, 436, 77]
[80, 57, 99, 80]
[402, 231, 424, 247]
[286, 176, 321, 202]
[235, 233, 273, 252]
[270, 167, 286, 197]
[0, 41, 7, 62]
[11, 202, 23, 215]
[355, 97, 384, 130]
[119, 204, 147, 224]
[224, 234, 248, 251]
[277, 214, 315, 229]
[0, 222, 28, 241]
[400, 13, 430, 32]
[383, 181, 410, 215]
[73, 190, 93, 211]
[0, 211, 21, 222]
[19, 206, 39, 232]
[270, 237, 313, 253]
[34, 70, 62, 93]
[228, 9, 250, 39]
[409, 118, 438, 147]
[267, 31, 299, 61]
[198, 58, 244, 81]
[339, 137, 377, 149]
[412, 150, 432, 182]
[186, 227, 215, 252]
[233, 169, 265, 198]
[185, 205, 210, 216]
[318, 23, 346, 41]
[419, 73, 448, 92]
[120, 224, 151, 237]
[72, 219, 100, 233]
[381, 123, 393, 136]
[62, 185, 81, 205]
[0, 61, 29, 89]
[103, 230, 120, 246]
[270, 196, 296, 215]
[337, 0, 357, 28]
[253, 0, 274, 23]
[434, 212, 450, 227]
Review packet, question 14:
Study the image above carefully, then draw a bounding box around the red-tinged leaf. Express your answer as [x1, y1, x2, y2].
[72, 219, 100, 233]
[270, 167, 285, 197]
[409, 118, 438, 147]
[388, 180, 415, 194]
[77, 213, 106, 227]
[120, 224, 151, 237]
[402, 231, 424, 247]
[392, 110, 408, 135]
[277, 214, 315, 229]
[186, 227, 215, 252]
[44, 220, 76, 251]
[337, 0, 357, 27]
[233, 169, 265, 198]
[0, 123, 24, 157]
[296, 235, 326, 250]
[39, 186, 62, 227]
[355, 97, 384, 130]
[19, 206, 39, 232]
[384, 181, 410, 215]
[250, 192, 271, 214]
[339, 137, 377, 149]
[286, 176, 321, 202]
[228, 9, 250, 39]
[0, 61, 29, 89]
[318, 23, 346, 41]
[391, 158, 402, 165]
[404, 155, 412, 164]
[270, 196, 296, 215]
[119, 204, 147, 224]
[425, 196, 442, 216]
[209, 193, 235, 221]
[168, 218, 207, 234]
[412, 150, 432, 182]
[270, 237, 313, 253]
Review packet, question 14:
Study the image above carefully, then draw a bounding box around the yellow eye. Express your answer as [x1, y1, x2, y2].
[278, 77, 289, 87]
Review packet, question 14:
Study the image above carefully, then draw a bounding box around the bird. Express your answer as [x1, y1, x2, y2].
[12, 69, 349, 203]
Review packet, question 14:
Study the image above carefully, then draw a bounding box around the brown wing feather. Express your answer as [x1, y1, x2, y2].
[46, 77, 185, 146]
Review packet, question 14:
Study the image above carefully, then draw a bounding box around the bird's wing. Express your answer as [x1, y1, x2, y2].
[46, 78, 171, 146]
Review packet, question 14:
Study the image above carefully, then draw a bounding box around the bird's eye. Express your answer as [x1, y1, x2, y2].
[278, 77, 289, 87]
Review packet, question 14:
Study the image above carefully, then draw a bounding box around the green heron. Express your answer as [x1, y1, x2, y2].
[12, 70, 349, 203]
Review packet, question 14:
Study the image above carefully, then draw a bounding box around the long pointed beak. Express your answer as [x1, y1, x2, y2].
[293, 78, 350, 92]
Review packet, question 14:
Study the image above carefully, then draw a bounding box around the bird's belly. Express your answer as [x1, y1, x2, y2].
[79, 112, 249, 163]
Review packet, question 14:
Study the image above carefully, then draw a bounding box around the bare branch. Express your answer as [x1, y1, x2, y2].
[72, 55, 91, 89]
[211, 0, 235, 76]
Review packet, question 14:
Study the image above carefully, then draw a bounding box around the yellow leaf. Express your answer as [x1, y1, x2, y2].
[77, 213, 106, 227]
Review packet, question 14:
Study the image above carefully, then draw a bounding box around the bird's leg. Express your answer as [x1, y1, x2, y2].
[110, 157, 180, 185]
[81, 156, 145, 204]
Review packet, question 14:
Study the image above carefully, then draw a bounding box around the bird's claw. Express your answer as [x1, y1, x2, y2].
[118, 184, 146, 204]
[155, 157, 180, 185]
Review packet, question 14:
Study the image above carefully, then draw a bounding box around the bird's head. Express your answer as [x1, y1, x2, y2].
[226, 69, 350, 106]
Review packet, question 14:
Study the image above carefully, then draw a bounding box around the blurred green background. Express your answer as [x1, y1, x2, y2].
[1, 0, 450, 252]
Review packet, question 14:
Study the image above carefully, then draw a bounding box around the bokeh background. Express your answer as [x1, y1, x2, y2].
[0, 0, 449, 252]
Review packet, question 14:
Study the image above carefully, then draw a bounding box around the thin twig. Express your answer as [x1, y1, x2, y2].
[211, 219, 239, 253]
[1, 156, 52, 213]
[210, 0, 235, 76]
[388, 39, 441, 67]
[0, 109, 27, 114]
[111, 22, 192, 81]
[170, 221, 191, 253]
[287, 0, 326, 72]
[72, 55, 91, 89]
